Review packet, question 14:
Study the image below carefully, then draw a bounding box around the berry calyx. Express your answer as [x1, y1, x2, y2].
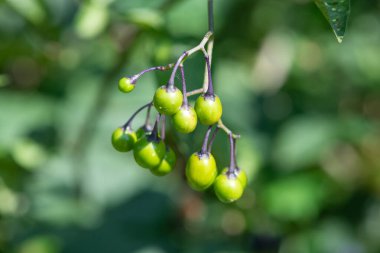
[150, 147, 176, 176]
[118, 77, 135, 93]
[133, 135, 166, 169]
[153, 86, 183, 115]
[111, 127, 137, 152]
[214, 172, 244, 203]
[195, 93, 223, 125]
[172, 105, 198, 133]
[221, 167, 247, 189]
[186, 152, 217, 191]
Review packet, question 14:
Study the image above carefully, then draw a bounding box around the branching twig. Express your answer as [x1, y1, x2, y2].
[186, 88, 204, 97]
[217, 120, 241, 139]
[168, 32, 213, 88]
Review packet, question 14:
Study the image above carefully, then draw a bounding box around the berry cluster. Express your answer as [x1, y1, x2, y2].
[111, 32, 247, 203]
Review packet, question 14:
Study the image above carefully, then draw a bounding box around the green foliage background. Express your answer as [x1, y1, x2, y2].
[1, 0, 380, 252]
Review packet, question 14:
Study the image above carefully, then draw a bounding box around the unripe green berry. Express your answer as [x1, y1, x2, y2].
[186, 152, 217, 191]
[172, 105, 197, 134]
[136, 125, 152, 140]
[118, 77, 135, 93]
[111, 127, 137, 152]
[221, 167, 248, 189]
[195, 94, 223, 125]
[133, 136, 166, 169]
[150, 147, 176, 176]
[153, 86, 183, 115]
[214, 172, 244, 203]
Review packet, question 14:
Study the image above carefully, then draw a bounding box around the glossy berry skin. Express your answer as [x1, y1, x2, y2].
[195, 94, 223, 125]
[172, 105, 197, 133]
[136, 125, 152, 140]
[186, 152, 217, 191]
[111, 127, 137, 152]
[150, 147, 176, 176]
[118, 77, 135, 93]
[133, 136, 166, 169]
[221, 167, 248, 189]
[214, 172, 244, 203]
[153, 86, 183, 115]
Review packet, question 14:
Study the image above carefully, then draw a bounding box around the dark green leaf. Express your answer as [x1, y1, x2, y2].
[315, 0, 350, 43]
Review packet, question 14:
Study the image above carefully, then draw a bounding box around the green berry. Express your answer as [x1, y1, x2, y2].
[150, 147, 176, 176]
[221, 167, 248, 189]
[214, 172, 244, 203]
[195, 94, 223, 125]
[118, 77, 135, 93]
[186, 152, 217, 191]
[133, 136, 166, 169]
[153, 86, 183, 115]
[136, 125, 152, 140]
[172, 105, 197, 134]
[111, 127, 137, 152]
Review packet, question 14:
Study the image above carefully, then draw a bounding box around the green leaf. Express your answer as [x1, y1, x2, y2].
[273, 116, 338, 171]
[262, 173, 329, 222]
[6, 0, 46, 25]
[315, 0, 350, 43]
[74, 2, 109, 39]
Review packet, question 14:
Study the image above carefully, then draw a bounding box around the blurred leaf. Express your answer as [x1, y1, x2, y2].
[17, 235, 61, 253]
[237, 136, 262, 183]
[311, 220, 364, 253]
[32, 193, 101, 226]
[315, 0, 350, 43]
[75, 2, 109, 39]
[281, 220, 363, 253]
[0, 6, 24, 33]
[132, 247, 166, 253]
[167, 0, 207, 37]
[0, 75, 10, 88]
[6, 0, 46, 25]
[338, 116, 374, 142]
[0, 181, 19, 215]
[280, 233, 311, 253]
[11, 139, 48, 170]
[273, 117, 338, 171]
[262, 173, 328, 222]
[0, 155, 29, 191]
[126, 9, 164, 31]
[0, 92, 54, 149]
[42, 0, 77, 26]
[217, 60, 255, 132]
[112, 0, 165, 10]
